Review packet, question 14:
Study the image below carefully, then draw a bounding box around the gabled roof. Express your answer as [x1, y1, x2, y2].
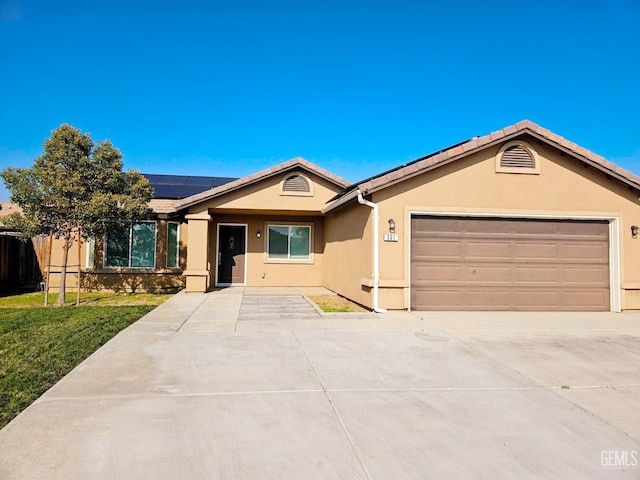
[325, 120, 640, 211]
[0, 202, 21, 231]
[174, 157, 349, 211]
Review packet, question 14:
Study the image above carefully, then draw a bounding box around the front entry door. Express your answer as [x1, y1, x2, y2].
[217, 225, 246, 286]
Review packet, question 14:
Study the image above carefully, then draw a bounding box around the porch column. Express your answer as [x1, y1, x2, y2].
[183, 212, 212, 292]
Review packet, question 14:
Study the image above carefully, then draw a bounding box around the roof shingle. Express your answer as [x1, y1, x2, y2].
[334, 119, 640, 204]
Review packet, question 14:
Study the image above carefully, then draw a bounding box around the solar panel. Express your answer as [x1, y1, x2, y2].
[212, 177, 237, 188]
[184, 177, 213, 186]
[142, 173, 238, 199]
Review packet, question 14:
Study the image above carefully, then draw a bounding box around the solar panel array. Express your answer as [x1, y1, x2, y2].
[143, 174, 238, 199]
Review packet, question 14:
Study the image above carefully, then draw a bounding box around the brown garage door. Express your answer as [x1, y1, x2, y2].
[410, 216, 610, 311]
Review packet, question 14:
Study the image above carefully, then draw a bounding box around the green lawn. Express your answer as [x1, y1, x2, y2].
[0, 293, 169, 429]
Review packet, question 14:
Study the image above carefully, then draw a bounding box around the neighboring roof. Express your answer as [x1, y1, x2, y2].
[0, 202, 21, 230]
[174, 157, 350, 211]
[143, 173, 238, 200]
[325, 120, 640, 211]
[148, 198, 180, 215]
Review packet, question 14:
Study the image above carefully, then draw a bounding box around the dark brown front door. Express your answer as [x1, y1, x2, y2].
[217, 225, 246, 285]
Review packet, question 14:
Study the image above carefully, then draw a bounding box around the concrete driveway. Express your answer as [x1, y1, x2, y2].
[0, 288, 639, 479]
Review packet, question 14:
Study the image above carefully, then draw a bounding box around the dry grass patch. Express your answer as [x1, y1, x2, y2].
[0, 292, 172, 308]
[307, 294, 368, 313]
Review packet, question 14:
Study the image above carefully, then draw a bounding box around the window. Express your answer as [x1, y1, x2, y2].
[267, 225, 311, 260]
[496, 140, 540, 174]
[85, 237, 95, 268]
[105, 222, 157, 268]
[167, 222, 179, 268]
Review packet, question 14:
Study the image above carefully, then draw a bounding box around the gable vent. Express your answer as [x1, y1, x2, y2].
[501, 145, 535, 168]
[283, 174, 310, 192]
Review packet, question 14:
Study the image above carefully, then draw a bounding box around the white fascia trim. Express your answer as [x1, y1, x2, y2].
[321, 189, 360, 214]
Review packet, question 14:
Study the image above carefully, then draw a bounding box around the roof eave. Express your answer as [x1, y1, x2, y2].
[524, 130, 640, 191]
[175, 157, 350, 211]
[357, 123, 640, 196]
[321, 188, 361, 214]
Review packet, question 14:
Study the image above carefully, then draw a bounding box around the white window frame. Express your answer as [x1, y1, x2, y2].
[103, 221, 157, 269]
[265, 223, 313, 263]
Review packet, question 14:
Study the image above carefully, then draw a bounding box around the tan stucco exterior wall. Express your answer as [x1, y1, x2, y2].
[322, 202, 374, 308]
[187, 171, 342, 216]
[183, 170, 343, 291]
[352, 139, 640, 310]
[208, 214, 325, 287]
[46, 220, 187, 293]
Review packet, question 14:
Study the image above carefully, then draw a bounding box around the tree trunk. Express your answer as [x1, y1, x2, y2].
[44, 231, 53, 307]
[54, 234, 72, 307]
[76, 230, 81, 306]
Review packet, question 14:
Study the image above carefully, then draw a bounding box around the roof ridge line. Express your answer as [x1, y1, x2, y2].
[325, 120, 640, 210]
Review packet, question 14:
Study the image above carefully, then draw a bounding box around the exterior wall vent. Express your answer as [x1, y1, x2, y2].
[501, 145, 535, 168]
[496, 141, 540, 175]
[282, 174, 310, 193]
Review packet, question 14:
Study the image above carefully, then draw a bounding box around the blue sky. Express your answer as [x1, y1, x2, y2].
[1, 0, 639, 201]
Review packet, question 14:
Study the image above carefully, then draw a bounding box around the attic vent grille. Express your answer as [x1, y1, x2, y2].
[283, 174, 310, 192]
[501, 145, 535, 168]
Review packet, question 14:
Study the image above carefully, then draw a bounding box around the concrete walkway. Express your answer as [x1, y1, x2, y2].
[1, 288, 639, 479]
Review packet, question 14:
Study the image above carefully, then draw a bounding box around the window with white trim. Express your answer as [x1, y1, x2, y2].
[104, 222, 157, 268]
[267, 225, 311, 260]
[166, 222, 179, 268]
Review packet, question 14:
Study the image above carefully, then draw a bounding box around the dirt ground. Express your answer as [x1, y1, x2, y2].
[307, 295, 369, 313]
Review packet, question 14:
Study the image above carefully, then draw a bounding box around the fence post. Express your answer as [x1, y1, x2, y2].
[44, 231, 53, 307]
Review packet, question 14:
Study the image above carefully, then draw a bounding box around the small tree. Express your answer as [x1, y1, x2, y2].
[1, 124, 153, 306]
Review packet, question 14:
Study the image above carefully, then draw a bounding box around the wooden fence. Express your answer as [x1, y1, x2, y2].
[0, 233, 49, 293]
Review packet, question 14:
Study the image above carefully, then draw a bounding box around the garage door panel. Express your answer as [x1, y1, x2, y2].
[411, 216, 610, 311]
[411, 288, 512, 310]
[513, 243, 559, 260]
[514, 266, 560, 283]
[417, 217, 461, 234]
[465, 241, 511, 259]
[560, 243, 609, 260]
[562, 267, 609, 284]
[412, 240, 463, 259]
[464, 219, 511, 235]
[463, 290, 512, 308]
[463, 265, 511, 283]
[512, 220, 560, 235]
[558, 221, 608, 238]
[513, 290, 560, 309]
[561, 290, 610, 309]
[412, 264, 463, 282]
[411, 290, 462, 309]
